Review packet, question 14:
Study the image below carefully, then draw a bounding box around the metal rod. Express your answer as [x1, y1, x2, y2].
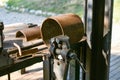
[8, 73, 11, 80]
[63, 62, 69, 80]
[8, 41, 44, 54]
[105, 0, 114, 80]
[84, 0, 88, 32]
[0, 22, 4, 53]
[76, 58, 86, 73]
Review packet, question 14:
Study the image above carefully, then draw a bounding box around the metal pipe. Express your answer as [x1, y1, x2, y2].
[16, 26, 41, 41]
[84, 0, 88, 32]
[0, 22, 4, 53]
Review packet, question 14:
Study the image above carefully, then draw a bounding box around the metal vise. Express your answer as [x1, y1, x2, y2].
[43, 35, 86, 80]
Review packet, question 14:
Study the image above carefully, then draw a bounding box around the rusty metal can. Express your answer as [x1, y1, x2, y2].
[41, 13, 84, 46]
[16, 26, 41, 41]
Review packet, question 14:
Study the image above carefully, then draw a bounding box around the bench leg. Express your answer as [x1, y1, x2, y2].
[8, 73, 10, 80]
[21, 68, 26, 74]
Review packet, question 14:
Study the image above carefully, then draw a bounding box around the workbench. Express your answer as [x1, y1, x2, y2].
[0, 23, 46, 78]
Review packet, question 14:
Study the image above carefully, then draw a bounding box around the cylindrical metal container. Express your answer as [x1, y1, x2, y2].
[16, 26, 41, 41]
[41, 13, 84, 46]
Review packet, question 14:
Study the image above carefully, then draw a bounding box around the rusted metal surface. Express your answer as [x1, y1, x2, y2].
[0, 53, 43, 76]
[7, 40, 45, 54]
[41, 13, 84, 46]
[13, 43, 38, 57]
[0, 22, 46, 79]
[16, 26, 41, 41]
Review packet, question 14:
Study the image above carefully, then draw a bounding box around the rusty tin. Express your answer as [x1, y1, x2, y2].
[41, 13, 84, 46]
